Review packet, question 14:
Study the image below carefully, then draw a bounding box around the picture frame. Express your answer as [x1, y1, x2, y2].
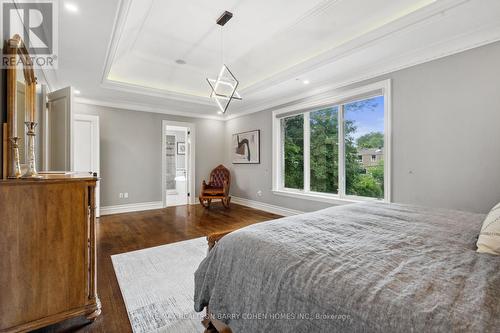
[232, 130, 260, 164]
[177, 142, 186, 155]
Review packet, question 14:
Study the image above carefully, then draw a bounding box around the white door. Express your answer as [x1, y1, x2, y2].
[73, 114, 100, 217]
[44, 87, 73, 171]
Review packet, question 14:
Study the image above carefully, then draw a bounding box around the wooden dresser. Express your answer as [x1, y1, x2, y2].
[0, 174, 101, 332]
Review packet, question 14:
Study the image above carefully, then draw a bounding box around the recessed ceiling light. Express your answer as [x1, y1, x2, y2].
[74, 89, 81, 95]
[175, 59, 186, 65]
[303, 80, 310, 85]
[65, 3, 79, 13]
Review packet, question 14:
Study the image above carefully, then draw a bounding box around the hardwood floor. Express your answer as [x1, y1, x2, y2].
[33, 203, 280, 333]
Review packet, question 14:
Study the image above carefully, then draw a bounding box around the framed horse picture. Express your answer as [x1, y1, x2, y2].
[232, 130, 260, 164]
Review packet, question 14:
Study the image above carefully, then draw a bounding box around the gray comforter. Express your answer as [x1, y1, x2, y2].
[194, 202, 500, 332]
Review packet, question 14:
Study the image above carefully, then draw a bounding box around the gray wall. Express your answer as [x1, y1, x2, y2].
[76, 103, 225, 207]
[225, 41, 500, 214]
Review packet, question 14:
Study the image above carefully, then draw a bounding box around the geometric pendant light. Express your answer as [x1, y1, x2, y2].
[206, 11, 242, 114]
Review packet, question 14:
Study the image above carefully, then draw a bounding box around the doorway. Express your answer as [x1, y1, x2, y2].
[162, 121, 195, 207]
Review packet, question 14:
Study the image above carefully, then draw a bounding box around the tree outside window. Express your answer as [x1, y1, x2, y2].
[280, 96, 385, 199]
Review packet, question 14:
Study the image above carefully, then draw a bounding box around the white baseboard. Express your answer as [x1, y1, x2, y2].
[100, 198, 302, 217]
[100, 201, 164, 216]
[232, 196, 303, 217]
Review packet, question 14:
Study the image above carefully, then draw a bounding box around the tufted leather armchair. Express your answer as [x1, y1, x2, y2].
[199, 165, 231, 208]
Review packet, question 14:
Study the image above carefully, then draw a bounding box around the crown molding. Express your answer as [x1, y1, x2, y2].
[98, 0, 495, 122]
[42, 0, 499, 124]
[74, 97, 225, 121]
[239, 0, 470, 96]
[226, 27, 500, 121]
[100, 0, 214, 107]
[101, 78, 213, 106]
[100, 0, 131, 86]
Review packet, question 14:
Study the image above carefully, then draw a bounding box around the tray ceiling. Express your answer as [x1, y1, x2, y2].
[105, 0, 438, 97]
[42, 0, 500, 118]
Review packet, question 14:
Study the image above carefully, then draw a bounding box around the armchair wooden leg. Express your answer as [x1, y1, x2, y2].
[199, 197, 209, 208]
[222, 196, 231, 209]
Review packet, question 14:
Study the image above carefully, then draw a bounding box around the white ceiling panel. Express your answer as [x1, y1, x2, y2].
[41, 0, 500, 118]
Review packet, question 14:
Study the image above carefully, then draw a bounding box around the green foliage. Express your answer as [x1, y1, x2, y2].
[370, 160, 384, 188]
[283, 115, 304, 189]
[357, 132, 384, 149]
[350, 174, 383, 198]
[344, 119, 367, 196]
[310, 108, 339, 193]
[282, 99, 384, 199]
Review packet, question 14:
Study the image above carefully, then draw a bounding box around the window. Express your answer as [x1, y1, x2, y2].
[273, 81, 391, 202]
[344, 96, 385, 198]
[281, 114, 304, 189]
[310, 107, 339, 194]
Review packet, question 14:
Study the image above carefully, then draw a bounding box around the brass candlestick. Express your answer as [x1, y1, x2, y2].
[22, 122, 42, 179]
[9, 137, 22, 178]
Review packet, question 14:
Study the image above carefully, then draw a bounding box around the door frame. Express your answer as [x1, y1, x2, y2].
[161, 120, 196, 207]
[74, 114, 100, 217]
[43, 86, 74, 171]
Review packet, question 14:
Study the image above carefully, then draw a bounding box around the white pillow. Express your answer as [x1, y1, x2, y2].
[477, 202, 500, 255]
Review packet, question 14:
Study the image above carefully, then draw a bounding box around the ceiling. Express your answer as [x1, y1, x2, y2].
[41, 0, 500, 119]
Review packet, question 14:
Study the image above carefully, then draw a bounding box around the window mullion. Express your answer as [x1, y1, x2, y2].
[303, 112, 310, 193]
[279, 119, 285, 190]
[338, 105, 346, 198]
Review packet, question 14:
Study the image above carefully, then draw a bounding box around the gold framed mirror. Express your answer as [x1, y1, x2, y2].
[3, 34, 37, 178]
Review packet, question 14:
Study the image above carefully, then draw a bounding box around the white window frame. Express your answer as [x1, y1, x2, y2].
[272, 79, 392, 204]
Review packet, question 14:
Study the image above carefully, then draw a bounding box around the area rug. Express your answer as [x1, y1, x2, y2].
[111, 237, 207, 333]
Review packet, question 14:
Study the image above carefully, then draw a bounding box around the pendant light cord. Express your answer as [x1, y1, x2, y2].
[220, 25, 224, 66]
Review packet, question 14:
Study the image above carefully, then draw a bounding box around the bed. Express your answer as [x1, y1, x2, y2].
[194, 202, 500, 332]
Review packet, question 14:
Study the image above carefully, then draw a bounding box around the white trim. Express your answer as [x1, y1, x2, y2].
[100, 0, 132, 86]
[239, 0, 469, 97]
[272, 79, 392, 203]
[272, 80, 388, 118]
[272, 114, 279, 191]
[74, 97, 223, 121]
[384, 80, 393, 202]
[73, 114, 101, 217]
[41, 84, 49, 171]
[303, 112, 310, 192]
[338, 104, 346, 197]
[101, 79, 213, 106]
[100, 201, 163, 216]
[69, 87, 75, 172]
[162, 121, 196, 208]
[95, 0, 495, 116]
[99, 0, 213, 107]
[231, 196, 303, 217]
[272, 190, 374, 205]
[226, 36, 500, 121]
[337, 104, 346, 198]
[36, 0, 498, 120]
